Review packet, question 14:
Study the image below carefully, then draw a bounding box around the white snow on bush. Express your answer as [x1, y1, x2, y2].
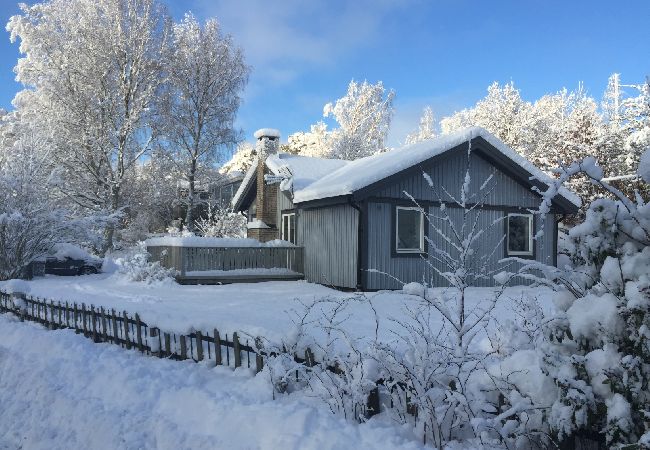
[145, 235, 295, 247]
[566, 293, 624, 346]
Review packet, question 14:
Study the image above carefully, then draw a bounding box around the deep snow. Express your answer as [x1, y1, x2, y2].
[0, 275, 556, 354]
[0, 314, 424, 450]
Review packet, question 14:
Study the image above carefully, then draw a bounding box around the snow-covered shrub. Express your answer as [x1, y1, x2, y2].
[522, 150, 650, 448]
[195, 202, 246, 238]
[113, 242, 177, 284]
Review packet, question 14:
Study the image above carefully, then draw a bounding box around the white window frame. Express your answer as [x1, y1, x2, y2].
[281, 212, 296, 244]
[506, 213, 534, 256]
[395, 206, 425, 253]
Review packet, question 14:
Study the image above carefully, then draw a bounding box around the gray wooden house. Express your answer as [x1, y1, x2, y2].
[232, 127, 579, 290]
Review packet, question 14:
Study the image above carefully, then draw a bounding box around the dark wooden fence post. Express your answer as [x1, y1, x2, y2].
[49, 301, 56, 329]
[366, 386, 381, 418]
[73, 303, 79, 333]
[110, 309, 119, 345]
[81, 303, 88, 336]
[233, 332, 241, 368]
[123, 311, 131, 350]
[196, 331, 203, 362]
[179, 335, 187, 360]
[164, 333, 171, 357]
[90, 306, 98, 342]
[214, 329, 222, 366]
[255, 354, 264, 373]
[135, 314, 143, 352]
[100, 307, 108, 342]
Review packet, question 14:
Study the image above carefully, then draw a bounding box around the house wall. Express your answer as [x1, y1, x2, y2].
[362, 150, 556, 290]
[372, 150, 540, 208]
[364, 203, 556, 289]
[277, 191, 294, 226]
[297, 204, 358, 289]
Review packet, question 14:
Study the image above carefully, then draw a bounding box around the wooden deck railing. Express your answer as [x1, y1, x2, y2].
[147, 245, 304, 277]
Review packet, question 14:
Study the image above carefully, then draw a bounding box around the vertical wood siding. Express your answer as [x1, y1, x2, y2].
[373, 151, 540, 208]
[277, 192, 294, 226]
[365, 204, 556, 289]
[298, 204, 358, 288]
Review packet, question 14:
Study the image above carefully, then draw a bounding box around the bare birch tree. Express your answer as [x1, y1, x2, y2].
[8, 0, 171, 252]
[160, 14, 249, 231]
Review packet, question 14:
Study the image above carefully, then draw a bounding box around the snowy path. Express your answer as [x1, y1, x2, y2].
[0, 314, 424, 450]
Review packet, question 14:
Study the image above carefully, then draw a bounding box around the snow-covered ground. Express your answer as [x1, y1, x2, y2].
[0, 314, 424, 450]
[0, 274, 556, 352]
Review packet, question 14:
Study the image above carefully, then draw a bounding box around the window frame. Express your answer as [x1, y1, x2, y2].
[281, 212, 296, 244]
[395, 206, 425, 254]
[506, 213, 534, 257]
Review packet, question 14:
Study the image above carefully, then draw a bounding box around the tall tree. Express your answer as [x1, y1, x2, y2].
[323, 80, 395, 160]
[405, 106, 436, 145]
[7, 0, 171, 252]
[440, 81, 533, 153]
[161, 14, 249, 231]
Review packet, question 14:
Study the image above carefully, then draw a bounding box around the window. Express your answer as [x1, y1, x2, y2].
[396, 207, 424, 253]
[507, 213, 533, 256]
[282, 213, 296, 244]
[248, 199, 257, 222]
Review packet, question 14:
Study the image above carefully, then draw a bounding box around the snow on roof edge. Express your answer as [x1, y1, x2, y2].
[231, 157, 258, 210]
[293, 127, 581, 208]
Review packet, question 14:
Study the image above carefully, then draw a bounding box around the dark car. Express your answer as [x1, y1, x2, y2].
[44, 256, 102, 276]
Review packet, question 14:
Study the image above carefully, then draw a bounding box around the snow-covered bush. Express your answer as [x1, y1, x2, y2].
[113, 242, 177, 284]
[520, 150, 650, 448]
[195, 202, 246, 238]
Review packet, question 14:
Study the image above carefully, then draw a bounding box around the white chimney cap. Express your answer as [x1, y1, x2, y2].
[254, 128, 281, 139]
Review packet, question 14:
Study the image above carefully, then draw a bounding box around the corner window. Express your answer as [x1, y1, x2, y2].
[507, 213, 533, 256]
[282, 213, 296, 244]
[396, 207, 424, 253]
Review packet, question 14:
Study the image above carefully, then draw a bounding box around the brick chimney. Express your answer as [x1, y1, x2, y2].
[248, 128, 281, 242]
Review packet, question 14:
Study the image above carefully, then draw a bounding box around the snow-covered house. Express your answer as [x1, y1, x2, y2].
[232, 127, 579, 290]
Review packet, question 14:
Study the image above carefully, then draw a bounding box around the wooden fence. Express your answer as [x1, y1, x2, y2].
[0, 291, 262, 372]
[0, 290, 380, 418]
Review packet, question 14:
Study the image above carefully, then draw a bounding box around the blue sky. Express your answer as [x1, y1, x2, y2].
[1, 0, 649, 147]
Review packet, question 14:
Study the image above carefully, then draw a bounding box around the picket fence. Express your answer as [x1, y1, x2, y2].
[0, 290, 382, 419]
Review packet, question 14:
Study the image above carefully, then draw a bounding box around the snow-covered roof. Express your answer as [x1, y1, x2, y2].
[294, 127, 581, 208]
[230, 157, 259, 209]
[254, 128, 281, 139]
[266, 153, 350, 191]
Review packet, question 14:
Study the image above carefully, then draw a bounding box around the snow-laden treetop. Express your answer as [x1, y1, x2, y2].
[254, 128, 281, 139]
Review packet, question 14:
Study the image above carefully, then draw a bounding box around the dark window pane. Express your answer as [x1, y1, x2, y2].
[397, 209, 422, 251]
[289, 214, 296, 244]
[508, 215, 531, 254]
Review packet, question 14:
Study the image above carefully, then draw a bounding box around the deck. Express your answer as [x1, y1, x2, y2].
[147, 245, 304, 284]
